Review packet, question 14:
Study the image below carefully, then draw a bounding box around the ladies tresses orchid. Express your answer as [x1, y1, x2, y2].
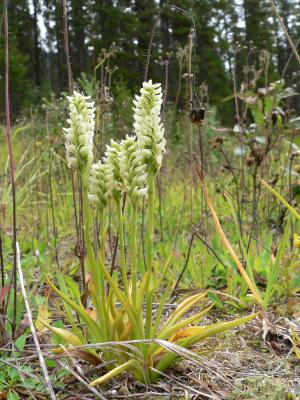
[63, 91, 95, 173]
[89, 161, 111, 212]
[119, 135, 148, 202]
[133, 80, 166, 175]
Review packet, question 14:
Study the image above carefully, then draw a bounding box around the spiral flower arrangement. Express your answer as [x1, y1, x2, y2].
[89, 161, 111, 212]
[119, 135, 148, 202]
[63, 91, 95, 174]
[133, 80, 166, 175]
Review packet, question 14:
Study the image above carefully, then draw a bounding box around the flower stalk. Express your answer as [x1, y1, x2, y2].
[116, 196, 128, 295]
[82, 175, 107, 337]
[130, 204, 138, 305]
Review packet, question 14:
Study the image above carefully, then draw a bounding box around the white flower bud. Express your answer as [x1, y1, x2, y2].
[104, 139, 123, 200]
[133, 80, 166, 175]
[63, 91, 95, 173]
[89, 162, 111, 211]
[119, 136, 148, 202]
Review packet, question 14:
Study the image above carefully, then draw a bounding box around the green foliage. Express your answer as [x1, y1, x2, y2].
[0, 38, 28, 114]
[0, 359, 45, 398]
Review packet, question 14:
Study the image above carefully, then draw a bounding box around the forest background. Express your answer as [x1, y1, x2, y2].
[2, 0, 300, 125]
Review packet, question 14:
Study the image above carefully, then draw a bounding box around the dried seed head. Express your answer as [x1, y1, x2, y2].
[189, 107, 206, 125]
[63, 91, 95, 173]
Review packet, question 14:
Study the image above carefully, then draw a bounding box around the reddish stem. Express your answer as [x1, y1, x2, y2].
[4, 0, 17, 335]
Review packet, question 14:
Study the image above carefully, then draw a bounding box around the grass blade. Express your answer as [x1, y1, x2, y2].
[194, 163, 263, 306]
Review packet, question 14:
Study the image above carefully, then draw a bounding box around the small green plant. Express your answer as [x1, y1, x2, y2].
[41, 81, 258, 385]
[0, 358, 45, 399]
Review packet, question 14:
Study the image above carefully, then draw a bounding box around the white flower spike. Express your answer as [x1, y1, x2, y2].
[104, 139, 123, 200]
[63, 91, 95, 173]
[89, 162, 111, 211]
[119, 136, 148, 201]
[133, 80, 166, 175]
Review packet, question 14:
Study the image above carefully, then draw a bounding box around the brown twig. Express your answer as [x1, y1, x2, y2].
[193, 231, 230, 270]
[4, 0, 17, 336]
[56, 360, 107, 400]
[0, 232, 4, 287]
[144, 10, 161, 82]
[48, 149, 60, 269]
[62, 0, 73, 92]
[232, 46, 245, 231]
[269, 0, 300, 66]
[281, 38, 300, 78]
[171, 232, 195, 297]
[219, 144, 242, 238]
[16, 243, 56, 400]
[62, 0, 86, 287]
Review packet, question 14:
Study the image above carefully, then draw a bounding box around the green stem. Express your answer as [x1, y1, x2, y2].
[82, 177, 94, 268]
[98, 208, 108, 324]
[145, 173, 155, 338]
[146, 174, 155, 272]
[82, 175, 107, 339]
[117, 197, 128, 295]
[99, 209, 106, 265]
[131, 204, 137, 305]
